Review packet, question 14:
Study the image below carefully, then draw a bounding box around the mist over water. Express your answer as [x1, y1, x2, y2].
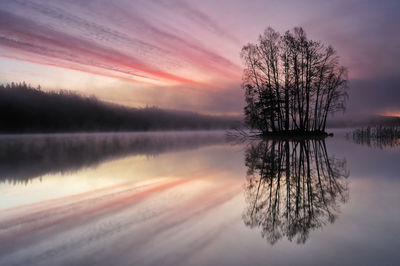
[0, 131, 228, 185]
[0, 131, 399, 266]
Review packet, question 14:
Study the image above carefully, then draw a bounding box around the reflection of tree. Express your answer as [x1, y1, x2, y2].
[0, 132, 226, 184]
[349, 126, 400, 149]
[243, 139, 349, 245]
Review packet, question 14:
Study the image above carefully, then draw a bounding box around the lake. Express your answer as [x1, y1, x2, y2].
[0, 131, 399, 266]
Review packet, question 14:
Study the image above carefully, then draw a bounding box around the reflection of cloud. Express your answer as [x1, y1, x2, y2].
[0, 175, 242, 266]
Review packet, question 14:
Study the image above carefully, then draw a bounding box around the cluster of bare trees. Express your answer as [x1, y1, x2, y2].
[242, 139, 349, 244]
[241, 27, 348, 134]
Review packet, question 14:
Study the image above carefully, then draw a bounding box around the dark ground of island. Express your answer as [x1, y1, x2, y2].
[259, 130, 333, 140]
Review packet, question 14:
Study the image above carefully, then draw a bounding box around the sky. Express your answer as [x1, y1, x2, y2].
[0, 0, 399, 116]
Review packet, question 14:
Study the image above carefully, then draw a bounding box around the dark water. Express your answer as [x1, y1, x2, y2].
[0, 131, 399, 266]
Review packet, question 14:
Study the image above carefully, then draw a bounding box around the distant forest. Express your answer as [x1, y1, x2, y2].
[0, 82, 241, 133]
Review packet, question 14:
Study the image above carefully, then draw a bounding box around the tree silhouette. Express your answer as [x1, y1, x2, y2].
[241, 27, 348, 135]
[242, 139, 349, 244]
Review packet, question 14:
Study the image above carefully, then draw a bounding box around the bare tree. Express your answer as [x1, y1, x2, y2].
[241, 27, 348, 135]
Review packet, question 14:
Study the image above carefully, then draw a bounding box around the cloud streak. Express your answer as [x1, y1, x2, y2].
[0, 0, 240, 88]
[0, 10, 195, 85]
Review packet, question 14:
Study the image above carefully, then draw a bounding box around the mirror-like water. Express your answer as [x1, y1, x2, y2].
[0, 131, 399, 266]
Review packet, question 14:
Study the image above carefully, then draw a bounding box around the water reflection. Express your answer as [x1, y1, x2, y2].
[347, 132, 400, 149]
[1, 132, 400, 265]
[0, 131, 227, 184]
[243, 139, 349, 244]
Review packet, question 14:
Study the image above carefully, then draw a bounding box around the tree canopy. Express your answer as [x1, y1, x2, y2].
[241, 27, 348, 135]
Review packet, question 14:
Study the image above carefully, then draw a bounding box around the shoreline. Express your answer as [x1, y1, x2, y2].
[259, 130, 333, 140]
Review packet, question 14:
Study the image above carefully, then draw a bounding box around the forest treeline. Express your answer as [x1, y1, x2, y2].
[0, 82, 241, 133]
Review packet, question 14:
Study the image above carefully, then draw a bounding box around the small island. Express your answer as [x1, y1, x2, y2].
[241, 27, 348, 137]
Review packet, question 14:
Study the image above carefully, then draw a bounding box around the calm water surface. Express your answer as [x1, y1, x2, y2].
[0, 131, 399, 266]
